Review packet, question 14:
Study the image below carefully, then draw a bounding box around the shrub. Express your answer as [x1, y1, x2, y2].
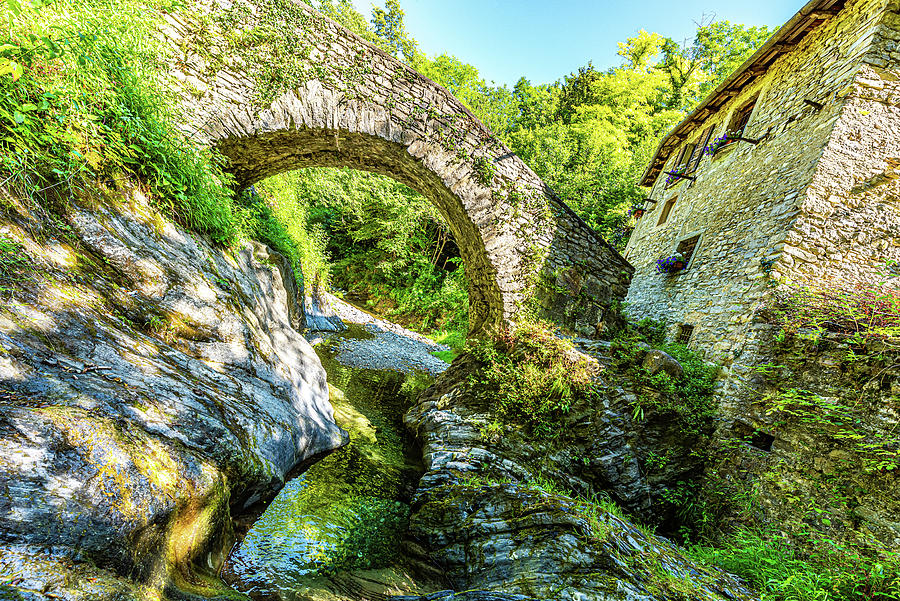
[466, 322, 597, 438]
[769, 281, 900, 343]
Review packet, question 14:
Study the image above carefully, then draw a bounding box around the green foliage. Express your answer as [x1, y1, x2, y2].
[293, 166, 469, 342]
[466, 322, 596, 438]
[1, 0, 237, 243]
[371, 0, 416, 61]
[689, 528, 900, 601]
[769, 281, 900, 344]
[431, 349, 458, 363]
[0, 235, 30, 293]
[251, 172, 332, 293]
[611, 319, 719, 438]
[659, 20, 775, 111]
[471, 155, 495, 186]
[765, 387, 899, 474]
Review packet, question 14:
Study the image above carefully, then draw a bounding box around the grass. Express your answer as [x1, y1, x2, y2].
[688, 528, 900, 601]
[1, 0, 239, 243]
[431, 349, 458, 363]
[0, 235, 31, 293]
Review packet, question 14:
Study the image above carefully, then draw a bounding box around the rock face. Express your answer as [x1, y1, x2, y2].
[403, 356, 756, 600]
[0, 186, 345, 599]
[642, 349, 684, 380]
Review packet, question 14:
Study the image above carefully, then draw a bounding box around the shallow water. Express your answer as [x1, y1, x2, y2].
[223, 325, 435, 599]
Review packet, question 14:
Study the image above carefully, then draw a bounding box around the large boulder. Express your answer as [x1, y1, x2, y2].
[642, 349, 684, 380]
[0, 186, 345, 599]
[402, 356, 755, 600]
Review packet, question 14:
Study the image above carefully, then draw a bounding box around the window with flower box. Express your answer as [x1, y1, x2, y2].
[676, 234, 701, 270]
[730, 96, 758, 138]
[665, 143, 694, 188]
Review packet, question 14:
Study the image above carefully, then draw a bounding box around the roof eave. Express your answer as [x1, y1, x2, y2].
[639, 0, 845, 187]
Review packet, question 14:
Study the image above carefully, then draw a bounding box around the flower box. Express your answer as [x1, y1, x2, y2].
[665, 168, 686, 186]
[656, 254, 686, 274]
[705, 133, 738, 157]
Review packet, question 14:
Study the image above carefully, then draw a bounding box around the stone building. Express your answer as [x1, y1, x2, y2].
[623, 0, 900, 363]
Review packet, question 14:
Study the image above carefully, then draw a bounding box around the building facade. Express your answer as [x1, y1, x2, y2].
[623, 0, 900, 364]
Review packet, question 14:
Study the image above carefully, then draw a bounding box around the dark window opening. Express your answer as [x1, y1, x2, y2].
[665, 143, 694, 188]
[729, 95, 758, 138]
[686, 125, 714, 174]
[677, 324, 694, 344]
[658, 196, 677, 225]
[675, 234, 701, 269]
[732, 421, 775, 452]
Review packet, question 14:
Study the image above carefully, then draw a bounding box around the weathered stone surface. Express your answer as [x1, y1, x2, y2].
[402, 356, 754, 600]
[710, 332, 900, 554]
[161, 1, 633, 336]
[391, 592, 535, 601]
[0, 186, 345, 598]
[642, 349, 684, 380]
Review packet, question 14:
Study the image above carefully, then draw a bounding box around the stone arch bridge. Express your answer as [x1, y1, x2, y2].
[162, 0, 632, 336]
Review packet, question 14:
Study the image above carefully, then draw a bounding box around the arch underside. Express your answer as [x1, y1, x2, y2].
[217, 127, 507, 335]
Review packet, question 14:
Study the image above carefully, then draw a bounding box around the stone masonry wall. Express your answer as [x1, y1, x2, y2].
[624, 0, 888, 364]
[776, 0, 900, 290]
[709, 331, 900, 554]
[160, 0, 632, 337]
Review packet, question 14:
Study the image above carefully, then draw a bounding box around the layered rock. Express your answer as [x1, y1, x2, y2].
[0, 185, 345, 599]
[402, 355, 757, 600]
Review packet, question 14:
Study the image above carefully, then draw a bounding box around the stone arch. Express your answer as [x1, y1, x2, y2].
[164, 0, 633, 336]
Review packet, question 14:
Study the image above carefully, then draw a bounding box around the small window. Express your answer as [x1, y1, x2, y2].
[732, 421, 775, 452]
[677, 324, 694, 344]
[658, 196, 677, 225]
[665, 143, 694, 188]
[675, 234, 701, 270]
[687, 125, 715, 174]
[729, 95, 758, 138]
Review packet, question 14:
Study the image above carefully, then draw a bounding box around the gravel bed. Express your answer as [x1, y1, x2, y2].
[310, 293, 451, 376]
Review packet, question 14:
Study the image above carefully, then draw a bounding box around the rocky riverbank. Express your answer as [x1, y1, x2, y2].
[0, 186, 345, 599]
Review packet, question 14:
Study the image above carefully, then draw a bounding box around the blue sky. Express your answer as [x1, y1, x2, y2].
[350, 0, 803, 87]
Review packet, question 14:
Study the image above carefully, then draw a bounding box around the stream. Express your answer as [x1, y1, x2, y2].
[222, 322, 447, 600]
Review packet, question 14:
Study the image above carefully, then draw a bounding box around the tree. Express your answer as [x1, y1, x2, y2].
[371, 0, 417, 61]
[659, 19, 775, 110]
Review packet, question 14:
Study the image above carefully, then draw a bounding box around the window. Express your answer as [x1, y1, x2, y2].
[658, 196, 677, 225]
[686, 125, 715, 174]
[732, 421, 775, 452]
[729, 95, 758, 138]
[665, 143, 694, 188]
[675, 234, 701, 269]
[676, 324, 694, 344]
